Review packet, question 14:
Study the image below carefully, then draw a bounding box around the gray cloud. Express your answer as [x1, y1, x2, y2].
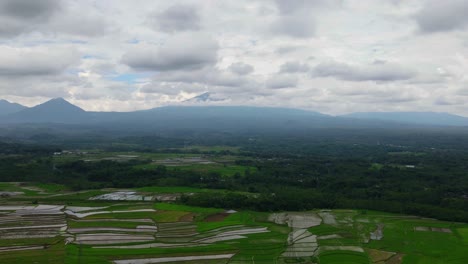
[0, 0, 60, 37]
[0, 0, 60, 19]
[122, 34, 218, 72]
[279, 61, 310, 73]
[152, 4, 200, 33]
[0, 0, 108, 38]
[0, 46, 78, 76]
[275, 46, 300, 54]
[274, 0, 341, 15]
[47, 12, 109, 37]
[456, 86, 468, 96]
[270, 0, 342, 38]
[312, 60, 416, 82]
[228, 62, 254, 75]
[271, 15, 316, 38]
[414, 0, 468, 33]
[0, 75, 77, 98]
[434, 96, 466, 106]
[265, 75, 298, 89]
[270, 0, 316, 38]
[153, 66, 255, 88]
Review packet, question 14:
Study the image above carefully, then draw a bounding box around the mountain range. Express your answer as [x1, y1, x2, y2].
[1, 97, 468, 129]
[0, 99, 27, 115]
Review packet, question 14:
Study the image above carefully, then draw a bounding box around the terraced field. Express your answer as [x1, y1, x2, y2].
[0, 185, 467, 263]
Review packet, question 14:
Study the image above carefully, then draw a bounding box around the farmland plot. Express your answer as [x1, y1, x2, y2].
[1, 189, 467, 264]
[0, 204, 67, 263]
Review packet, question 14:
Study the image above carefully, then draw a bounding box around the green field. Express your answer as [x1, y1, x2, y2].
[0, 184, 467, 264]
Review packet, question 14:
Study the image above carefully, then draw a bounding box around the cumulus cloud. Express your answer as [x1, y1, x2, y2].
[414, 0, 468, 33]
[151, 4, 201, 33]
[279, 61, 310, 73]
[122, 34, 218, 72]
[0, 46, 79, 76]
[311, 60, 416, 82]
[228, 62, 254, 75]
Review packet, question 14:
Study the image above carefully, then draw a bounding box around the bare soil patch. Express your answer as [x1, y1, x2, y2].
[179, 213, 196, 222]
[366, 248, 396, 263]
[386, 253, 404, 264]
[204, 213, 229, 222]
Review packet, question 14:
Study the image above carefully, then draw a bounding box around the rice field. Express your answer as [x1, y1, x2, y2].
[0, 186, 467, 263]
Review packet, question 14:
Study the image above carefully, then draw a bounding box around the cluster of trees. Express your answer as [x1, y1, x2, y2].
[1, 129, 468, 222]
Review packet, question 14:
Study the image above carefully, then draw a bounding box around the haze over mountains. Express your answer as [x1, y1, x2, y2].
[1, 97, 468, 129]
[343, 112, 468, 127]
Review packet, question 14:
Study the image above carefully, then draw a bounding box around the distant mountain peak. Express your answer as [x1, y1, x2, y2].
[39, 98, 85, 111]
[2, 97, 87, 123]
[0, 99, 27, 115]
[183, 92, 227, 104]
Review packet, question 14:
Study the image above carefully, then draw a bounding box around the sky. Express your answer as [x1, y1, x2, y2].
[0, 0, 468, 115]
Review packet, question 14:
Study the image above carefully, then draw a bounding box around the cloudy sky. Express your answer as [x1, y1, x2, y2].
[1, 0, 468, 115]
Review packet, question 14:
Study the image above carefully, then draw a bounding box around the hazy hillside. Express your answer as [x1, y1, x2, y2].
[0, 99, 27, 115]
[5, 98, 89, 123]
[343, 112, 468, 127]
[2, 98, 468, 132]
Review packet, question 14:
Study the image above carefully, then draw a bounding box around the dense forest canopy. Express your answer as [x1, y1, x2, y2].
[1, 127, 467, 222]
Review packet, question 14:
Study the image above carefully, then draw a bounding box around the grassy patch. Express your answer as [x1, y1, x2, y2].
[318, 250, 370, 264]
[171, 164, 256, 177]
[152, 210, 191, 222]
[137, 186, 214, 193]
[154, 203, 222, 214]
[35, 183, 67, 193]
